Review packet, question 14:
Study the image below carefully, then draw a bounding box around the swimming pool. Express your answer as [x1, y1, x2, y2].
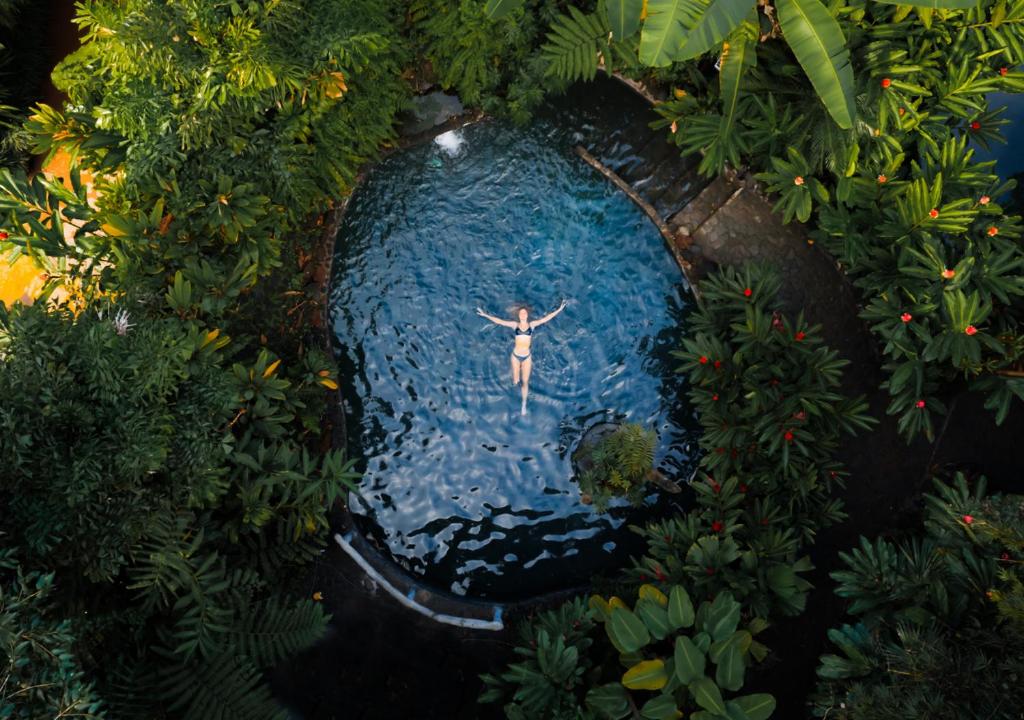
[328, 91, 699, 599]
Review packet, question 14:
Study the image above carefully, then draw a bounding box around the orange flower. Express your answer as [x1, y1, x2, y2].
[980, 195, 991, 205]
[877, 174, 887, 184]
[942, 268, 956, 280]
[881, 78, 892, 88]
[929, 208, 939, 218]
[987, 226, 998, 236]
[794, 176, 805, 186]
[670, 120, 678, 134]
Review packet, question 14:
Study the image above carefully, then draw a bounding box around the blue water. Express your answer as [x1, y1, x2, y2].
[329, 104, 699, 599]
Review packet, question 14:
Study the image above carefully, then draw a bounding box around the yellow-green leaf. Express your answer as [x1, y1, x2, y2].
[622, 659, 668, 690]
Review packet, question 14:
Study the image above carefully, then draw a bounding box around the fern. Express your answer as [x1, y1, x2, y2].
[541, 7, 609, 82]
[157, 651, 285, 720]
[228, 596, 330, 670]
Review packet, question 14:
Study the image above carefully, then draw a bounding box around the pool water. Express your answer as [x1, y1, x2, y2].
[329, 97, 699, 599]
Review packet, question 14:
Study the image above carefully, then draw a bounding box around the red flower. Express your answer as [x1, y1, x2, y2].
[714, 360, 722, 369]
[715, 447, 725, 455]
[829, 470, 838, 478]
[739, 483, 748, 493]
[699, 356, 708, 364]
[987, 226, 998, 236]
[898, 107, 906, 117]
[705, 567, 716, 576]
[1000, 67, 1008, 76]
[744, 287, 752, 297]
[712, 393, 719, 401]
[881, 77, 892, 88]
[0, 231, 7, 240]
[784, 430, 794, 442]
[965, 325, 978, 336]
[1002, 553, 1010, 560]
[793, 410, 807, 421]
[916, 400, 926, 409]
[794, 176, 805, 186]
[663, 535, 670, 541]
[712, 483, 721, 495]
[877, 174, 887, 183]
[980, 195, 991, 205]
[929, 208, 939, 218]
[795, 331, 806, 341]
[901, 312, 912, 323]
[711, 520, 724, 533]
[639, 574, 648, 580]
[963, 514, 974, 524]
[760, 518, 769, 526]
[770, 378, 780, 386]
[971, 121, 981, 131]
[942, 268, 955, 280]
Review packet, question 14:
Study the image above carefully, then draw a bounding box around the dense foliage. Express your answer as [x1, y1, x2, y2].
[481, 586, 775, 720]
[481, 265, 874, 717]
[575, 423, 658, 510]
[812, 473, 1024, 718]
[633, 265, 873, 618]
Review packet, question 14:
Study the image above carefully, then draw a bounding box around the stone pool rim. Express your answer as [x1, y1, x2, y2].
[318, 78, 694, 628]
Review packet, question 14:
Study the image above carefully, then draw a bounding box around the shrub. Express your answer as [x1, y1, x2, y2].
[576, 423, 657, 511]
[630, 264, 874, 618]
[812, 472, 1024, 719]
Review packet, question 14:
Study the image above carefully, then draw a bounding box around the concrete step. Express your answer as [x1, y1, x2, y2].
[667, 174, 741, 235]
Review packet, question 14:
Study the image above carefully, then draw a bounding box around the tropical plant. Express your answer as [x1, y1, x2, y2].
[15, 0, 408, 310]
[482, 585, 775, 720]
[576, 423, 658, 510]
[812, 472, 1024, 719]
[0, 298, 358, 719]
[626, 264, 873, 618]
[0, 543, 105, 719]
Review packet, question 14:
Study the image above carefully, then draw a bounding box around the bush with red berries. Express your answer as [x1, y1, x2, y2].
[629, 264, 876, 618]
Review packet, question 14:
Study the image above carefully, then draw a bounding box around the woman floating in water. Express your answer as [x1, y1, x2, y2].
[477, 299, 568, 415]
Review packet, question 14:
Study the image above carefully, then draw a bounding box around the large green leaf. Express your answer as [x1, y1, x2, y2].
[704, 592, 741, 642]
[776, 0, 856, 129]
[691, 676, 728, 715]
[609, 607, 652, 653]
[732, 694, 777, 720]
[677, 0, 753, 59]
[636, 599, 673, 640]
[718, 15, 758, 144]
[586, 683, 632, 720]
[640, 0, 706, 66]
[641, 693, 681, 719]
[872, 0, 975, 7]
[674, 636, 706, 683]
[667, 585, 695, 629]
[715, 644, 745, 691]
[602, 0, 645, 39]
[484, 0, 525, 20]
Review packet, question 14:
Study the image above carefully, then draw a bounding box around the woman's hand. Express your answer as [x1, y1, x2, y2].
[559, 299, 569, 310]
[476, 307, 486, 317]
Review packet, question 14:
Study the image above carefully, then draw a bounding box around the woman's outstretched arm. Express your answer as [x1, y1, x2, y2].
[476, 307, 516, 328]
[531, 299, 568, 328]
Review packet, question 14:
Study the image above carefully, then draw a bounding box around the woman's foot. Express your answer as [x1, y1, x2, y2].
[520, 400, 527, 415]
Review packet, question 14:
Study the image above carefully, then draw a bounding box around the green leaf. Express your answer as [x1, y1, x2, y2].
[775, 0, 855, 129]
[636, 598, 673, 640]
[732, 693, 776, 720]
[623, 659, 669, 690]
[586, 683, 632, 720]
[715, 644, 745, 692]
[484, 0, 525, 20]
[691, 676, 728, 715]
[718, 15, 757, 142]
[602, 0, 645, 39]
[609, 607, 652, 653]
[677, 0, 753, 59]
[640, 0, 705, 66]
[704, 592, 741, 642]
[872, 0, 974, 7]
[668, 585, 695, 629]
[641, 693, 682, 719]
[674, 635, 706, 684]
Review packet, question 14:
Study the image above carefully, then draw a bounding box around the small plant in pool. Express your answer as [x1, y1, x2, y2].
[574, 423, 659, 511]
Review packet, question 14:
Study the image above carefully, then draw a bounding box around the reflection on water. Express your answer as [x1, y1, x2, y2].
[329, 97, 699, 599]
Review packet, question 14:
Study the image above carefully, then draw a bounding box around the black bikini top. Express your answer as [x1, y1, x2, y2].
[514, 324, 533, 337]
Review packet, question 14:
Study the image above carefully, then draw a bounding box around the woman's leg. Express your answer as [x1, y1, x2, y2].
[510, 354, 520, 386]
[520, 357, 532, 413]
